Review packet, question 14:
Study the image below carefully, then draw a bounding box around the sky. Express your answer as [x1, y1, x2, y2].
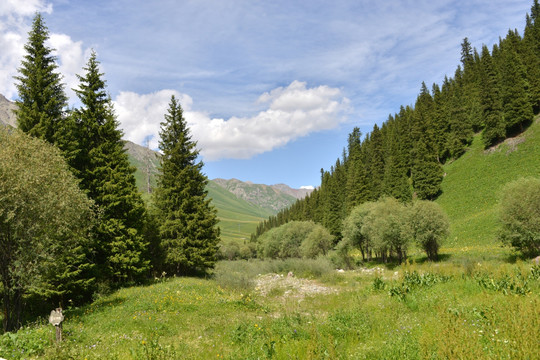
[0, 0, 532, 188]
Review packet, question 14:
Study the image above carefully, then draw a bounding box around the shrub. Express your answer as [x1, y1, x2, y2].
[408, 200, 450, 260]
[301, 225, 334, 259]
[219, 241, 241, 260]
[342, 202, 377, 261]
[257, 221, 332, 259]
[214, 261, 256, 291]
[499, 177, 540, 256]
[279, 221, 314, 258]
[360, 197, 409, 262]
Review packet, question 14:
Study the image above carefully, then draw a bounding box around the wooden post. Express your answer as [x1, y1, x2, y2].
[49, 308, 64, 343]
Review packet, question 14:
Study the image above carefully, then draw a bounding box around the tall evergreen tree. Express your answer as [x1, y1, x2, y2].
[479, 45, 505, 147]
[72, 51, 148, 283]
[154, 96, 220, 274]
[14, 13, 68, 143]
[499, 33, 534, 134]
[412, 139, 444, 200]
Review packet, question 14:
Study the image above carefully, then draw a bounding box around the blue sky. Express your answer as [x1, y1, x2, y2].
[0, 0, 531, 188]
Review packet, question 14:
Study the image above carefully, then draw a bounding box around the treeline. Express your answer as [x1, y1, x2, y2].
[1, 14, 219, 332]
[253, 1, 540, 242]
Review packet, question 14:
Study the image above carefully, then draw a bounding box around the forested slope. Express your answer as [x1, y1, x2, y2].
[437, 115, 540, 250]
[253, 1, 540, 243]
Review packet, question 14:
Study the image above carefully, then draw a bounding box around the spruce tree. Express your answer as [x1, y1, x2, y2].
[154, 95, 220, 274]
[412, 139, 444, 200]
[14, 13, 68, 143]
[72, 51, 148, 283]
[499, 35, 534, 134]
[479, 45, 505, 147]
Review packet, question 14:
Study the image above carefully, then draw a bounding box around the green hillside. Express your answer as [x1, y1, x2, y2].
[125, 143, 274, 243]
[206, 181, 274, 242]
[437, 116, 540, 255]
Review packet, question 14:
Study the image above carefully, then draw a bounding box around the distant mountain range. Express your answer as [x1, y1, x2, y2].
[1, 93, 311, 241]
[0, 94, 16, 128]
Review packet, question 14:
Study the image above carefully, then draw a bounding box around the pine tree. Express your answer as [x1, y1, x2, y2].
[479, 45, 505, 147]
[154, 95, 220, 274]
[72, 51, 148, 283]
[412, 139, 444, 200]
[14, 13, 68, 143]
[366, 124, 385, 200]
[499, 32, 534, 134]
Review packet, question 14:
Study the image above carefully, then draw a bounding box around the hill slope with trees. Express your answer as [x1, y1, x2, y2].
[253, 1, 540, 250]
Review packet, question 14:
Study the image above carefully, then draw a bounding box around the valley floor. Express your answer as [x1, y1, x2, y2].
[1, 254, 539, 359]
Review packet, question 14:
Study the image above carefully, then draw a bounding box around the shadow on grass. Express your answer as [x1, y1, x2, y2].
[413, 253, 452, 265]
[65, 297, 127, 319]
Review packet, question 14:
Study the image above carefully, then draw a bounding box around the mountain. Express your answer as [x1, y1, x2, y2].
[0, 94, 16, 128]
[0, 93, 308, 242]
[212, 178, 312, 214]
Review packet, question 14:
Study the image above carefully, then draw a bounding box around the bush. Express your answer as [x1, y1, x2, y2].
[360, 197, 409, 262]
[257, 221, 333, 260]
[214, 261, 257, 291]
[499, 177, 540, 256]
[408, 200, 450, 260]
[301, 225, 334, 259]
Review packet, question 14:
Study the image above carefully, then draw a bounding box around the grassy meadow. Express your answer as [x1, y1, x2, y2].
[1, 259, 538, 359]
[2, 117, 540, 360]
[436, 117, 540, 253]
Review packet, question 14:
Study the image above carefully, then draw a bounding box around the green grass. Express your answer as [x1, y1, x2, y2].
[436, 116, 540, 254]
[2, 261, 538, 359]
[206, 182, 274, 243]
[127, 151, 273, 243]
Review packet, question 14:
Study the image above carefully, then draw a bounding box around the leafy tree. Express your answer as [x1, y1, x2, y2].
[407, 200, 449, 260]
[301, 225, 334, 259]
[256, 221, 332, 259]
[72, 51, 148, 283]
[0, 128, 93, 331]
[153, 95, 220, 274]
[363, 197, 410, 262]
[341, 201, 377, 261]
[14, 13, 68, 143]
[499, 177, 540, 256]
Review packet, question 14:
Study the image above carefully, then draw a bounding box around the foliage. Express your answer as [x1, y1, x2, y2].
[71, 51, 149, 284]
[499, 177, 540, 255]
[254, 2, 539, 241]
[2, 260, 539, 359]
[13, 13, 68, 144]
[389, 270, 452, 301]
[256, 221, 333, 260]
[341, 201, 376, 261]
[300, 225, 334, 259]
[153, 95, 220, 274]
[342, 198, 410, 262]
[0, 129, 93, 331]
[408, 200, 450, 260]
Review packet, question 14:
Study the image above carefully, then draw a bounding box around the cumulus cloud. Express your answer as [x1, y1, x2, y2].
[0, 0, 51, 98]
[114, 81, 349, 161]
[0, 1, 88, 102]
[49, 33, 90, 100]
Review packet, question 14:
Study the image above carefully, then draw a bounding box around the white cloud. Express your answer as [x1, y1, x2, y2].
[300, 185, 315, 190]
[0, 0, 53, 98]
[114, 81, 349, 161]
[114, 89, 191, 150]
[49, 33, 90, 100]
[0, 1, 90, 102]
